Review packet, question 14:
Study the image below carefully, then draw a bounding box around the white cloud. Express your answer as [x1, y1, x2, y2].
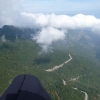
[20, 13, 100, 30]
[0, 0, 100, 30]
[0, 0, 100, 52]
[15, 13, 100, 52]
[34, 27, 65, 45]
[33, 27, 65, 52]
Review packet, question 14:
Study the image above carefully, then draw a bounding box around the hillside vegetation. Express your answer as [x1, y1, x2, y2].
[0, 26, 100, 100]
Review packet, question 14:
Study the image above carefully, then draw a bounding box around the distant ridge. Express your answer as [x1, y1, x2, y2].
[0, 25, 38, 41]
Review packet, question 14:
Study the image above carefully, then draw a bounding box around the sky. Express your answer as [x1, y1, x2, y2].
[21, 0, 100, 17]
[0, 0, 100, 17]
[0, 0, 100, 52]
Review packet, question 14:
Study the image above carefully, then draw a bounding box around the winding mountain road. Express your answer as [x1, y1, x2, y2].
[74, 88, 88, 100]
[81, 91, 88, 100]
[45, 54, 72, 72]
[45, 53, 88, 100]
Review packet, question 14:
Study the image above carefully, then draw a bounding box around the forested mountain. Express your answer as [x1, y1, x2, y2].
[0, 25, 100, 100]
[0, 25, 39, 41]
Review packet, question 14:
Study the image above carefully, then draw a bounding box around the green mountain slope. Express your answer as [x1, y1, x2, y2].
[0, 25, 100, 100]
[0, 40, 100, 100]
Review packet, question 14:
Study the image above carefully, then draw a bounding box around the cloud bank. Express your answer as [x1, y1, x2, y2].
[15, 12, 100, 30]
[0, 0, 100, 52]
[20, 13, 100, 52]
[1, 12, 100, 30]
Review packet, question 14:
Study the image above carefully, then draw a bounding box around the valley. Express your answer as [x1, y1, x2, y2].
[0, 26, 100, 100]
